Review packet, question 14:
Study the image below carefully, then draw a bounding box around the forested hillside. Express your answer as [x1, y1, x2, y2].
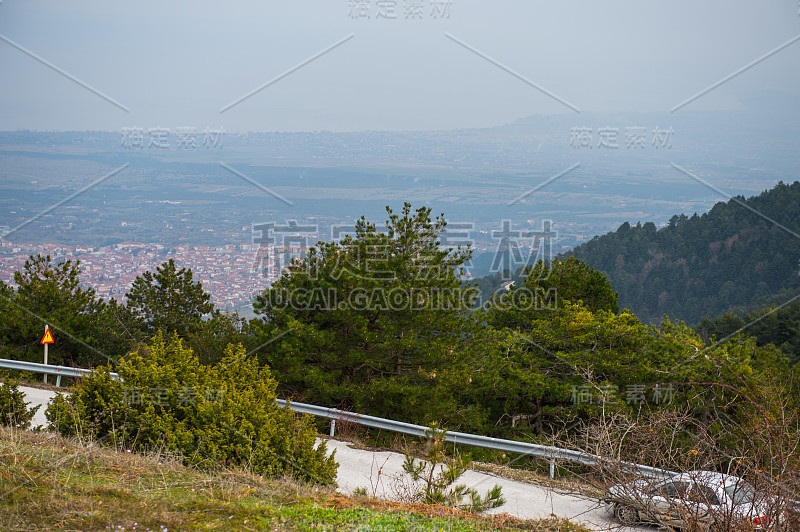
[697, 296, 800, 365]
[567, 181, 800, 324]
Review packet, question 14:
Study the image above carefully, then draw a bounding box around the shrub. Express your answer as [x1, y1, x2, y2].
[402, 426, 504, 512]
[46, 332, 337, 484]
[0, 378, 40, 429]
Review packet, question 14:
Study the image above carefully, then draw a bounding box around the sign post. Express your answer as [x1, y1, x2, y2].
[40, 325, 54, 384]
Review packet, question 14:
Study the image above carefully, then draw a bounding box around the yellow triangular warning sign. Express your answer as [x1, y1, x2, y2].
[41, 329, 54, 344]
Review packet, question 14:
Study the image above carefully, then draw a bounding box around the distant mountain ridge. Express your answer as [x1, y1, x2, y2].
[566, 181, 800, 324]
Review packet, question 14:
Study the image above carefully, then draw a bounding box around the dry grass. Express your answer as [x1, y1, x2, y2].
[0, 425, 590, 531]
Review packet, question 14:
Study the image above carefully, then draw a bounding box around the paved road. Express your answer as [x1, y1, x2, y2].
[19, 385, 61, 428]
[328, 438, 656, 532]
[18, 386, 658, 531]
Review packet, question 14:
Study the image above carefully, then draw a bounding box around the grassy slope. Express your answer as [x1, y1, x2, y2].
[0, 426, 590, 532]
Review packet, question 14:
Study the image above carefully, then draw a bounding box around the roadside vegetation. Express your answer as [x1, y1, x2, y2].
[0, 377, 39, 429]
[44, 333, 337, 484]
[0, 425, 589, 532]
[1, 201, 799, 528]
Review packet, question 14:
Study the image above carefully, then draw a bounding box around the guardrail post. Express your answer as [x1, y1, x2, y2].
[549, 459, 555, 479]
[56, 374, 61, 387]
[330, 420, 336, 437]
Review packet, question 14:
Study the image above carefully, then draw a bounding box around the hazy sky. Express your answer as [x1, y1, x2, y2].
[1, 1, 798, 132]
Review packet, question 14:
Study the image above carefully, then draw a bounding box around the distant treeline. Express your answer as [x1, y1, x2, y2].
[564, 181, 800, 325]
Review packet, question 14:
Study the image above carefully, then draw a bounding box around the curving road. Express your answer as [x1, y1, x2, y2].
[328, 438, 656, 532]
[19, 386, 657, 531]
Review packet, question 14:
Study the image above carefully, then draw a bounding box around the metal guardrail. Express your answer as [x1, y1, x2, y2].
[277, 399, 677, 480]
[1, 357, 674, 480]
[0, 358, 121, 387]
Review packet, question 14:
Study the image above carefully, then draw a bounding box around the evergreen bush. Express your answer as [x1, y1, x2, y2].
[0, 378, 39, 429]
[46, 332, 337, 484]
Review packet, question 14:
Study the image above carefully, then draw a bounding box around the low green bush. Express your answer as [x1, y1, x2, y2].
[0, 377, 39, 429]
[46, 332, 337, 484]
